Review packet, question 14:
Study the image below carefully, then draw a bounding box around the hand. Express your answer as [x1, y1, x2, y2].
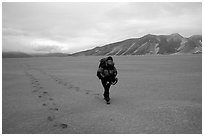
[106, 81, 110, 85]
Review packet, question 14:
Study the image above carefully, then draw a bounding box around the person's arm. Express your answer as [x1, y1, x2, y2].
[97, 67, 105, 79]
[113, 67, 117, 76]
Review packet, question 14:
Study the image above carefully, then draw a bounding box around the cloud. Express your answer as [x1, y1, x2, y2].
[2, 27, 31, 36]
[2, 2, 202, 53]
[33, 45, 63, 53]
[31, 38, 69, 53]
[106, 2, 201, 20]
[2, 27, 69, 53]
[2, 34, 35, 53]
[101, 2, 202, 38]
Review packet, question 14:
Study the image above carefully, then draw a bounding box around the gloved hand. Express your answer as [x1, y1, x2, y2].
[111, 77, 118, 85]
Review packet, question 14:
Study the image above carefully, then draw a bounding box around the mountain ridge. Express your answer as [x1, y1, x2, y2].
[2, 33, 202, 58]
[72, 34, 202, 56]
[2, 52, 70, 58]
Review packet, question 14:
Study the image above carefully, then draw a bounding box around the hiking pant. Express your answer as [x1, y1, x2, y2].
[101, 78, 111, 99]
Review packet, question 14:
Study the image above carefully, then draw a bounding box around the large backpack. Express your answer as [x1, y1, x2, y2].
[99, 57, 114, 68]
[99, 58, 107, 68]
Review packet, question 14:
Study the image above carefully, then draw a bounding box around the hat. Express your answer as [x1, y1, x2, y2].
[107, 56, 113, 61]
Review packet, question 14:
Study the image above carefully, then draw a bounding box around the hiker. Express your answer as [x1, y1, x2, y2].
[97, 56, 118, 103]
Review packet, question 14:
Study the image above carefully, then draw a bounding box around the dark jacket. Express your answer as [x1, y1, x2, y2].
[97, 63, 117, 80]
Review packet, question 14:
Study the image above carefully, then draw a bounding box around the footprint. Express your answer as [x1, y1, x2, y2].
[52, 103, 57, 106]
[33, 82, 40, 86]
[32, 85, 39, 88]
[42, 103, 47, 106]
[72, 86, 80, 92]
[31, 82, 40, 86]
[49, 107, 59, 111]
[59, 123, 68, 128]
[53, 123, 68, 129]
[49, 98, 54, 101]
[85, 89, 92, 93]
[58, 81, 63, 84]
[32, 89, 39, 93]
[92, 93, 100, 96]
[37, 86, 43, 90]
[67, 84, 74, 89]
[94, 95, 102, 100]
[47, 116, 55, 121]
[84, 89, 94, 95]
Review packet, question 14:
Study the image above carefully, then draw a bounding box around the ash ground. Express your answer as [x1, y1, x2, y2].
[2, 55, 202, 134]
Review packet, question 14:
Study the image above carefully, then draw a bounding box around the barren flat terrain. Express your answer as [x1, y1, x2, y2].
[2, 55, 202, 134]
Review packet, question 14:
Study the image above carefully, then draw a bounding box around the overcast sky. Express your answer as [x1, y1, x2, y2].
[2, 2, 202, 53]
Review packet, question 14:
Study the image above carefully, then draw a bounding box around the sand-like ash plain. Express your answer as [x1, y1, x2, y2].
[2, 55, 202, 134]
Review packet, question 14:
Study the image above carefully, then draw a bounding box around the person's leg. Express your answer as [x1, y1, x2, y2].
[101, 79, 111, 100]
[104, 83, 111, 100]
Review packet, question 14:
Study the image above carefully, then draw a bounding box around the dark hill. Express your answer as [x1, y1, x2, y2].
[2, 51, 32, 58]
[72, 34, 202, 56]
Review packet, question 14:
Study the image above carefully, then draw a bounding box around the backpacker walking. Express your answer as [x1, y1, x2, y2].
[97, 56, 118, 104]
